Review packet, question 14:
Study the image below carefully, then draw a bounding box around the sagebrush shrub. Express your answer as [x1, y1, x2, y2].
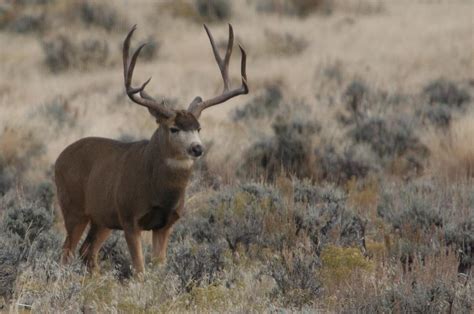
[264, 30, 308, 56]
[38, 97, 76, 130]
[445, 219, 473, 274]
[139, 36, 160, 61]
[342, 79, 370, 125]
[240, 114, 320, 180]
[174, 183, 283, 253]
[351, 117, 425, 159]
[167, 241, 226, 293]
[256, 0, 329, 16]
[7, 12, 46, 34]
[232, 85, 282, 122]
[355, 280, 469, 313]
[41, 35, 74, 73]
[0, 127, 45, 185]
[1, 204, 53, 244]
[418, 103, 453, 128]
[377, 180, 473, 272]
[0, 159, 13, 196]
[423, 79, 470, 108]
[314, 143, 378, 183]
[98, 231, 133, 280]
[80, 1, 121, 31]
[195, 0, 232, 22]
[267, 247, 321, 307]
[0, 236, 22, 298]
[0, 203, 58, 299]
[42, 35, 109, 73]
[294, 186, 366, 250]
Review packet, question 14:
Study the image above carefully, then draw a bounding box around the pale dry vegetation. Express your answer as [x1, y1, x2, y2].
[0, 0, 473, 312]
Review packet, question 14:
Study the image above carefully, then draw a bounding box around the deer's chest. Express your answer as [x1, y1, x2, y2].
[138, 189, 183, 230]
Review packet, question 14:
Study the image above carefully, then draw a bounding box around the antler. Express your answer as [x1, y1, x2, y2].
[188, 24, 248, 118]
[123, 25, 175, 119]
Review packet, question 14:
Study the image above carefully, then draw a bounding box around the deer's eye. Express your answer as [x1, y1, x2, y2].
[197, 128, 201, 133]
[170, 127, 180, 134]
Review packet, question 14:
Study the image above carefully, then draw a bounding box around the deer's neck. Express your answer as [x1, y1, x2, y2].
[145, 128, 194, 192]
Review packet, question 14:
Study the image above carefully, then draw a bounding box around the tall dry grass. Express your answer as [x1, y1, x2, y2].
[425, 113, 474, 180]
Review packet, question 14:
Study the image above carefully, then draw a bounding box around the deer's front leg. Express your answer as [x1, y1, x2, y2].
[123, 227, 144, 274]
[152, 227, 173, 264]
[152, 212, 180, 264]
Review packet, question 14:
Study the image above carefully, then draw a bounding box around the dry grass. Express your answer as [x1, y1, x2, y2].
[0, 0, 473, 312]
[425, 113, 474, 180]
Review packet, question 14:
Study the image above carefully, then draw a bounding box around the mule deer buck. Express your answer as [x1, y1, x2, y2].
[55, 24, 248, 273]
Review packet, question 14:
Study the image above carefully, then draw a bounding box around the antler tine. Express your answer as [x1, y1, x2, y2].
[223, 25, 235, 91]
[126, 43, 149, 94]
[238, 44, 248, 92]
[203, 24, 234, 91]
[189, 24, 249, 118]
[123, 25, 136, 83]
[122, 25, 174, 119]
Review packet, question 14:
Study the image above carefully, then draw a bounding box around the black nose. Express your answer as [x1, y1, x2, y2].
[189, 144, 203, 157]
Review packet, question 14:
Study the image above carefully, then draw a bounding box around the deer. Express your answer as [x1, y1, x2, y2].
[54, 24, 248, 274]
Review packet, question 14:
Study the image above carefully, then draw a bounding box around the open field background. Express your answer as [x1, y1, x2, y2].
[0, 0, 473, 312]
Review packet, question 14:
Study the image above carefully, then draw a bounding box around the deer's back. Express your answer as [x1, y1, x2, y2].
[55, 137, 147, 197]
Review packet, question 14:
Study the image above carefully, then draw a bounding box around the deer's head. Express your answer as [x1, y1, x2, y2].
[123, 25, 248, 161]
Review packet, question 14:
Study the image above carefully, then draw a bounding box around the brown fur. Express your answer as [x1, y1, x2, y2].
[173, 110, 200, 131]
[55, 124, 193, 273]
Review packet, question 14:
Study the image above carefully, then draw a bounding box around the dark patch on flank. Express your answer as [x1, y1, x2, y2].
[174, 110, 201, 131]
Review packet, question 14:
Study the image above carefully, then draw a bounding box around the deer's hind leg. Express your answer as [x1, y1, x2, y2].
[62, 216, 89, 264]
[57, 179, 89, 264]
[79, 224, 112, 272]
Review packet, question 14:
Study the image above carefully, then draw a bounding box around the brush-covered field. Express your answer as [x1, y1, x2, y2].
[0, 0, 473, 312]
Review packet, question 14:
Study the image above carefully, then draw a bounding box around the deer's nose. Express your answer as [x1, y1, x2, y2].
[188, 143, 203, 157]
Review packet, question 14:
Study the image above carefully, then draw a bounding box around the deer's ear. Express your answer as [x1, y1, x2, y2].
[187, 96, 202, 117]
[148, 107, 174, 123]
